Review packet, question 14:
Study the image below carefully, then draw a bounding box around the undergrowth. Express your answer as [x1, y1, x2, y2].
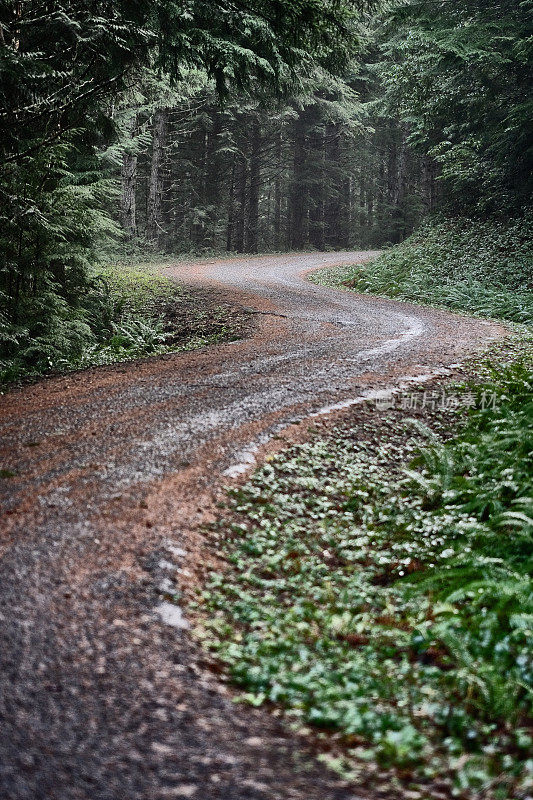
[312, 215, 533, 326]
[0, 259, 244, 387]
[198, 354, 533, 799]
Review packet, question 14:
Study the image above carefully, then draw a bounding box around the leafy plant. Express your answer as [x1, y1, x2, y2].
[198, 358, 533, 797]
[0, 260, 245, 384]
[313, 214, 533, 325]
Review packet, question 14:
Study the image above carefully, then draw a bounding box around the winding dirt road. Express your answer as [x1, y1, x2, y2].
[0, 252, 504, 800]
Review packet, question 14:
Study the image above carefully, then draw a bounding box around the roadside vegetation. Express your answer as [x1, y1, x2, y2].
[0, 260, 250, 387]
[311, 215, 533, 326]
[198, 219, 533, 796]
[198, 342, 533, 798]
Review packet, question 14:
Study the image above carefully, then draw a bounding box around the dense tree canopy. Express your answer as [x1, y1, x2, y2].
[0, 0, 531, 378]
[0, 0, 363, 161]
[0, 0, 366, 372]
[377, 0, 533, 212]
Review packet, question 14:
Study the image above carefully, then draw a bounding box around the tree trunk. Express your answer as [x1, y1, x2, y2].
[308, 126, 325, 250]
[341, 175, 352, 248]
[324, 123, 342, 248]
[233, 144, 247, 253]
[121, 113, 137, 241]
[190, 126, 208, 246]
[147, 108, 168, 246]
[289, 112, 307, 250]
[204, 112, 223, 248]
[226, 154, 236, 251]
[246, 117, 261, 253]
[423, 155, 437, 212]
[391, 125, 407, 242]
[274, 130, 283, 250]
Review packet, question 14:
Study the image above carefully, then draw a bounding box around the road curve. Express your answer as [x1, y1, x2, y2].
[0, 252, 504, 800]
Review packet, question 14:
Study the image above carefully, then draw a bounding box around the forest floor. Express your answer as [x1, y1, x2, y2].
[0, 252, 510, 800]
[0, 258, 254, 387]
[97, 257, 255, 354]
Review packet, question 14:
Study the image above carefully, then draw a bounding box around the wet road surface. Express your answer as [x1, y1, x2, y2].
[0, 252, 504, 799]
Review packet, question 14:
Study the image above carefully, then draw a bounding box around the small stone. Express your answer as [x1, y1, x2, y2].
[158, 578, 174, 594]
[166, 544, 187, 558]
[159, 559, 177, 571]
[154, 602, 189, 630]
[169, 787, 197, 798]
[151, 742, 174, 756]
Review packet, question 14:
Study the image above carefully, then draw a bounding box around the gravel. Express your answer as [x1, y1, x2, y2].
[0, 251, 505, 800]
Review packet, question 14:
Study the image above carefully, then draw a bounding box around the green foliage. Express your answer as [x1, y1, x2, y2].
[316, 215, 533, 324]
[153, 0, 365, 97]
[376, 0, 533, 211]
[0, 131, 121, 381]
[0, 260, 242, 384]
[199, 359, 533, 796]
[0, 0, 366, 384]
[400, 366, 533, 722]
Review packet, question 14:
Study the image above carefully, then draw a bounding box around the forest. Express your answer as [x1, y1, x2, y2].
[1, 0, 531, 379]
[0, 2, 532, 800]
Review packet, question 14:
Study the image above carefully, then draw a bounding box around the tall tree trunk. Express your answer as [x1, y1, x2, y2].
[246, 117, 261, 253]
[274, 130, 283, 250]
[387, 134, 397, 208]
[226, 154, 236, 251]
[308, 126, 325, 250]
[121, 113, 137, 241]
[423, 155, 437, 212]
[233, 142, 247, 253]
[324, 123, 342, 248]
[366, 187, 374, 231]
[359, 174, 366, 229]
[289, 112, 307, 250]
[391, 125, 407, 243]
[204, 112, 223, 248]
[341, 175, 352, 249]
[190, 126, 208, 246]
[147, 107, 168, 246]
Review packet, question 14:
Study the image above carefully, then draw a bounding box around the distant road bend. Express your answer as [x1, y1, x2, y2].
[0, 252, 504, 800]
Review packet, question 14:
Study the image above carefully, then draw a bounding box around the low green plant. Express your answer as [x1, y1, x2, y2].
[199, 359, 533, 797]
[313, 214, 533, 325]
[0, 259, 242, 385]
[0, 275, 113, 383]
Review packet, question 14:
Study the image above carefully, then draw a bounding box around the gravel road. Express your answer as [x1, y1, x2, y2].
[0, 252, 504, 800]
